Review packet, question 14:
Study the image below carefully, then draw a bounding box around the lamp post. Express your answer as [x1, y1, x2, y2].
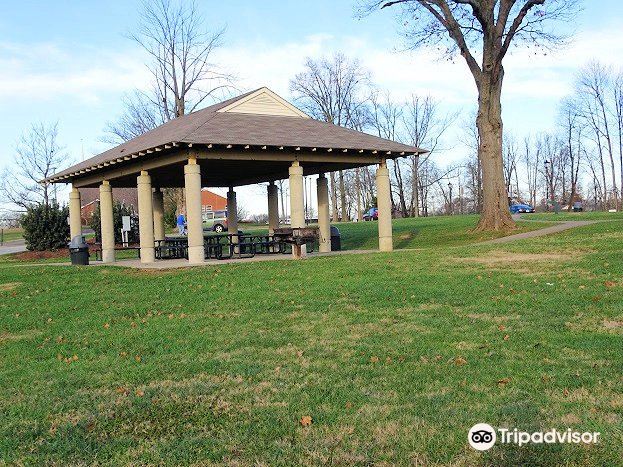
[447, 182, 453, 215]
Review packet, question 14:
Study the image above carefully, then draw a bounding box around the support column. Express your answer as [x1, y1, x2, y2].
[137, 171, 155, 263]
[289, 161, 306, 259]
[267, 182, 279, 235]
[227, 187, 239, 251]
[68, 186, 82, 241]
[99, 181, 115, 263]
[153, 188, 165, 242]
[317, 174, 331, 253]
[376, 159, 393, 252]
[184, 158, 204, 264]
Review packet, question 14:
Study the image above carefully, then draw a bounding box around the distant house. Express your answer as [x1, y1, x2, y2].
[79, 187, 226, 224]
[201, 188, 227, 214]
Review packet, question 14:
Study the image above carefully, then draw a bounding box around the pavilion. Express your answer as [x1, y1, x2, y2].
[46, 87, 425, 264]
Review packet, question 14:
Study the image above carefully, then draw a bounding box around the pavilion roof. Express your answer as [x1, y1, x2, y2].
[47, 87, 425, 184]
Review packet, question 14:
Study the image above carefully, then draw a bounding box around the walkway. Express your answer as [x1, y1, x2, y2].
[477, 216, 596, 245]
[0, 239, 27, 256]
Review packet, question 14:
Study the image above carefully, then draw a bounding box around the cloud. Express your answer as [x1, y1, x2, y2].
[0, 42, 149, 105]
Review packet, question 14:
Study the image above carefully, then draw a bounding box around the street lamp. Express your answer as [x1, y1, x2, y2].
[448, 182, 453, 215]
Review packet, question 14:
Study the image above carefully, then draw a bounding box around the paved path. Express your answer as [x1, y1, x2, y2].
[478, 220, 596, 245]
[0, 239, 27, 256]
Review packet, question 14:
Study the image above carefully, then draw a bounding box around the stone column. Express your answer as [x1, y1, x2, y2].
[376, 159, 393, 252]
[184, 157, 204, 264]
[137, 170, 155, 263]
[227, 187, 239, 252]
[68, 185, 82, 241]
[152, 188, 165, 242]
[317, 174, 331, 253]
[289, 161, 306, 258]
[99, 180, 115, 263]
[267, 182, 279, 235]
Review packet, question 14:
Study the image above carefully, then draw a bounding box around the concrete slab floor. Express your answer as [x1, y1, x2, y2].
[86, 249, 380, 270]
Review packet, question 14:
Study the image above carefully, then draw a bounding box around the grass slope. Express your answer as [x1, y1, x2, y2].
[0, 217, 621, 465]
[0, 228, 23, 243]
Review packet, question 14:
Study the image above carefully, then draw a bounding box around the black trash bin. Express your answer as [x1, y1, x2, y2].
[330, 225, 341, 251]
[69, 236, 90, 265]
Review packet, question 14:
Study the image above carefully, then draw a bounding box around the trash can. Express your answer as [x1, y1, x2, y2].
[330, 225, 341, 251]
[68, 236, 90, 265]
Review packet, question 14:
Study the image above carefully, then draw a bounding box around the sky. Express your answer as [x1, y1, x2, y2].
[1, 0, 623, 215]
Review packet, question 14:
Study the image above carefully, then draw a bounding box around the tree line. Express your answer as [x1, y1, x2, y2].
[1, 0, 591, 235]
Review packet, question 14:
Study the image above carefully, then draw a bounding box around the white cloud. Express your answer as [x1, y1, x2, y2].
[0, 42, 149, 104]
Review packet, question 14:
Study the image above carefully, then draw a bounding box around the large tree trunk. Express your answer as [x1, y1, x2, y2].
[392, 160, 408, 216]
[475, 73, 515, 231]
[330, 172, 339, 222]
[339, 170, 348, 221]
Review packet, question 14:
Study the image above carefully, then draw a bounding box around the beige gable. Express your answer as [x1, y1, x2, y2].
[217, 87, 309, 118]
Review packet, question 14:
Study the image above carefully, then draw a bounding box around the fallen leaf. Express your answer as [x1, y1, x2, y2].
[563, 388, 570, 397]
[455, 357, 468, 366]
[103, 323, 110, 329]
[345, 401, 353, 409]
[135, 355, 142, 363]
[370, 356, 380, 363]
[135, 389, 145, 397]
[497, 377, 511, 387]
[503, 334, 510, 341]
[498, 325, 506, 331]
[300, 415, 313, 427]
[604, 281, 617, 288]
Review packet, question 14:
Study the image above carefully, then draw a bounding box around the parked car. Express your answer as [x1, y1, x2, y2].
[573, 201, 583, 212]
[363, 207, 379, 221]
[510, 203, 535, 214]
[203, 210, 228, 232]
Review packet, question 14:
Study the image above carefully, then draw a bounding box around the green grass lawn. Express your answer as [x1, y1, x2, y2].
[1, 215, 549, 265]
[244, 215, 550, 250]
[526, 211, 623, 222]
[1, 216, 621, 465]
[0, 228, 23, 243]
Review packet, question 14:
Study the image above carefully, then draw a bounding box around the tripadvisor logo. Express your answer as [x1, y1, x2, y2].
[468, 424, 600, 451]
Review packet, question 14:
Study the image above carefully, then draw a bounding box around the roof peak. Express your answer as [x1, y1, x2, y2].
[216, 87, 309, 118]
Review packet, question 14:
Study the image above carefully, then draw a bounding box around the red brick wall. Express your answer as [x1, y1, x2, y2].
[201, 190, 227, 211]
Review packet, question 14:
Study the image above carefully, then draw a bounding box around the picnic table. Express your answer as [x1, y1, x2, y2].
[151, 231, 317, 261]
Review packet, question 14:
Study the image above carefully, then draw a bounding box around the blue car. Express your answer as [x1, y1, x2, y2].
[510, 203, 535, 214]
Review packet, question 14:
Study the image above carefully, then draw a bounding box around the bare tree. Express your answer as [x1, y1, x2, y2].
[0, 122, 67, 211]
[104, 91, 166, 144]
[613, 71, 623, 207]
[502, 133, 519, 200]
[403, 95, 456, 216]
[106, 0, 233, 143]
[363, 0, 579, 230]
[370, 92, 408, 215]
[522, 135, 540, 208]
[559, 98, 584, 210]
[289, 53, 371, 221]
[576, 62, 618, 209]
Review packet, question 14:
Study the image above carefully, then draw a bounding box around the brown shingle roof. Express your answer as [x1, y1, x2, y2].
[49, 88, 425, 182]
